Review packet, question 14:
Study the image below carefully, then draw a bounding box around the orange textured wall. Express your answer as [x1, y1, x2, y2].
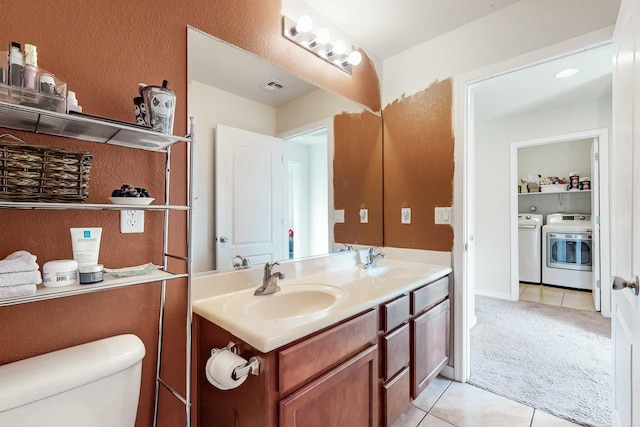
[333, 111, 384, 246]
[382, 79, 455, 251]
[0, 1, 381, 426]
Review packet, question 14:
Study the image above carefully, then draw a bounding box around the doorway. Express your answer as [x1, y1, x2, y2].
[453, 40, 613, 398]
[510, 130, 610, 314]
[283, 126, 330, 260]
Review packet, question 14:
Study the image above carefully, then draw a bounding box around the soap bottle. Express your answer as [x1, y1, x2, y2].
[8, 42, 23, 87]
[23, 44, 38, 91]
[66, 90, 82, 113]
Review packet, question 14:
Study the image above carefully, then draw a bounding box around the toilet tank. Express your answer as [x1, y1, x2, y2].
[0, 334, 146, 427]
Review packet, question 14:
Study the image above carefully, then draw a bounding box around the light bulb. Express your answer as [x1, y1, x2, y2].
[347, 50, 362, 66]
[333, 40, 347, 55]
[325, 39, 347, 58]
[308, 28, 330, 48]
[292, 15, 312, 36]
[316, 28, 330, 45]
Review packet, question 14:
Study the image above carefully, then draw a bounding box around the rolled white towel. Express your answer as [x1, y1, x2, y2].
[0, 251, 39, 274]
[0, 283, 37, 299]
[0, 270, 42, 287]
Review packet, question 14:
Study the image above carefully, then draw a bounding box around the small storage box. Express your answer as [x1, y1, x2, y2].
[0, 135, 92, 203]
[540, 184, 567, 193]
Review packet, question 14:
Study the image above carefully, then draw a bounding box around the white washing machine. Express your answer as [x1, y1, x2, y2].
[542, 213, 593, 290]
[518, 213, 543, 283]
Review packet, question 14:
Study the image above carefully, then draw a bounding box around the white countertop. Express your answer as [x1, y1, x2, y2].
[192, 254, 451, 353]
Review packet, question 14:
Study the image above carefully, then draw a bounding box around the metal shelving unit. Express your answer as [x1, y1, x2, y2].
[0, 102, 194, 427]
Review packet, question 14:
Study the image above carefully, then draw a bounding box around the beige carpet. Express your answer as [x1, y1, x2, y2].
[468, 296, 611, 427]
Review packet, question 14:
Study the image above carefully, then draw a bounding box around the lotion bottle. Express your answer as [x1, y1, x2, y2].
[23, 44, 38, 91]
[66, 90, 82, 113]
[8, 42, 23, 87]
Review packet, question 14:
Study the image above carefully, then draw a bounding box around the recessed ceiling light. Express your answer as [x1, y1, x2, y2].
[555, 68, 579, 79]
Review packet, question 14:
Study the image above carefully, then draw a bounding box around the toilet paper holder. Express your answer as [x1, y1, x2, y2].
[210, 341, 261, 380]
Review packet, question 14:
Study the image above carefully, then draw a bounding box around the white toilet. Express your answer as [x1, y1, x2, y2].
[0, 334, 146, 427]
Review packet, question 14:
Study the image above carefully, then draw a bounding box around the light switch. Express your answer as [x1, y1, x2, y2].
[334, 209, 345, 223]
[401, 207, 411, 224]
[359, 209, 368, 223]
[435, 207, 452, 224]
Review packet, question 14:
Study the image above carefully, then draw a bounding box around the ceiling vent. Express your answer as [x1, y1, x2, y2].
[261, 79, 288, 92]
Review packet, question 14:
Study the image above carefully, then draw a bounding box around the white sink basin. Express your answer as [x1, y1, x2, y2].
[222, 283, 347, 320]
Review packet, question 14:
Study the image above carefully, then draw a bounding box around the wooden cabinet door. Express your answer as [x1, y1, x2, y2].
[280, 345, 378, 427]
[411, 298, 450, 399]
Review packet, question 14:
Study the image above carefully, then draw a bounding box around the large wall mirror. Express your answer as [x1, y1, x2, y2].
[187, 27, 383, 273]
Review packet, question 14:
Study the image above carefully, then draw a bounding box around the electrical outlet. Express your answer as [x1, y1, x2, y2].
[120, 210, 144, 233]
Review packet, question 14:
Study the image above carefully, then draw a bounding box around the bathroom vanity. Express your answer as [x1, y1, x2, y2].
[192, 254, 451, 427]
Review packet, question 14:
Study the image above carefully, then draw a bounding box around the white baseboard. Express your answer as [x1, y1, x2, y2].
[475, 289, 513, 301]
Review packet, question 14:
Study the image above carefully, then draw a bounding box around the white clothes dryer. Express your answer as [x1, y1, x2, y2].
[542, 213, 593, 290]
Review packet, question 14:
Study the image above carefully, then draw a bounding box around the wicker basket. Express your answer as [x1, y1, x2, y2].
[0, 134, 93, 203]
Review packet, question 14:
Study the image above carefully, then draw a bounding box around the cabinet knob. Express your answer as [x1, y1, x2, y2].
[219, 236, 229, 243]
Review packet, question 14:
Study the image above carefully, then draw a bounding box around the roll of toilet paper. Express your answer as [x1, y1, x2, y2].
[205, 349, 249, 390]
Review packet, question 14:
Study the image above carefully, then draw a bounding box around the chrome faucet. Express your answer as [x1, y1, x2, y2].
[364, 247, 385, 269]
[254, 262, 285, 296]
[232, 255, 251, 270]
[337, 243, 354, 252]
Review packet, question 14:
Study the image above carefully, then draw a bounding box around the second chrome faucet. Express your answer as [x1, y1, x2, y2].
[364, 247, 385, 269]
[254, 262, 285, 296]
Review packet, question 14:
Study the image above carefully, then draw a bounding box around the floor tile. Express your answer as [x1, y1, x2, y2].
[413, 376, 452, 412]
[418, 414, 457, 427]
[390, 404, 426, 427]
[429, 381, 534, 427]
[519, 283, 528, 295]
[561, 291, 595, 311]
[520, 285, 563, 306]
[531, 409, 582, 426]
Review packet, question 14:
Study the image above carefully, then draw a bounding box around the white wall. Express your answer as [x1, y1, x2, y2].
[276, 88, 366, 134]
[474, 98, 611, 297]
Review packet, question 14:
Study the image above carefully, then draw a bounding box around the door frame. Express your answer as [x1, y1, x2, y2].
[278, 118, 335, 254]
[452, 34, 614, 382]
[507, 129, 610, 316]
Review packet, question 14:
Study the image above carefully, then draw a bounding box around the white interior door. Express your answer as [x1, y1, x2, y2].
[611, 1, 640, 425]
[215, 124, 284, 271]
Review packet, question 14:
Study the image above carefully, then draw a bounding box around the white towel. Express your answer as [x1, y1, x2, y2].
[0, 270, 42, 287]
[0, 283, 37, 299]
[0, 250, 39, 274]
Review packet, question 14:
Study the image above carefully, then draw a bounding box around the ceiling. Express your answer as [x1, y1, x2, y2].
[473, 43, 613, 122]
[301, 0, 522, 60]
[190, 1, 615, 119]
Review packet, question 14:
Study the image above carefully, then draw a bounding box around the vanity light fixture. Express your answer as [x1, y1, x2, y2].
[555, 68, 579, 79]
[282, 15, 362, 75]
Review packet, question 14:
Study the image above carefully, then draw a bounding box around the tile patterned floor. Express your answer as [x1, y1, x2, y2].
[391, 286, 594, 427]
[392, 376, 582, 427]
[519, 283, 595, 311]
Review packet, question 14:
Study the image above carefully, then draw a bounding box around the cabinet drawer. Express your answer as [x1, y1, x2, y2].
[279, 309, 377, 396]
[382, 323, 410, 381]
[411, 276, 449, 315]
[382, 367, 411, 427]
[381, 294, 409, 332]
